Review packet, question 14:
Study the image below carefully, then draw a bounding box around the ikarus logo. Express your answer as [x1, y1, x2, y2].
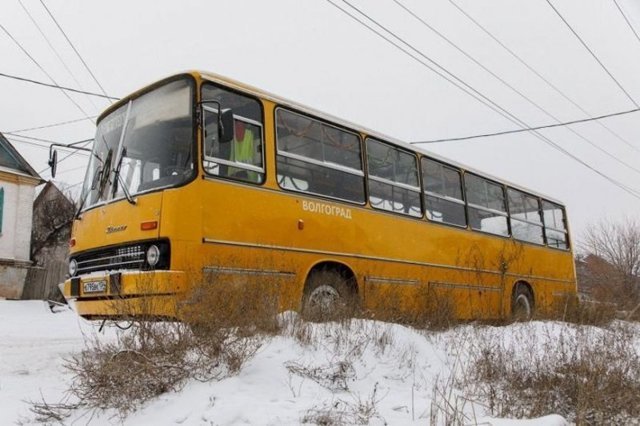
[106, 225, 127, 234]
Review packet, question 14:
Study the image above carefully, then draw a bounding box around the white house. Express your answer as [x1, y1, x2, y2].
[0, 132, 44, 298]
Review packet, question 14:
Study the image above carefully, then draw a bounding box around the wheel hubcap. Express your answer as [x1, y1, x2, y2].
[514, 294, 532, 319]
[307, 285, 340, 314]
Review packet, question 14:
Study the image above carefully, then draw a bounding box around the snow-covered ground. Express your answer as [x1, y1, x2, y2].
[0, 300, 579, 425]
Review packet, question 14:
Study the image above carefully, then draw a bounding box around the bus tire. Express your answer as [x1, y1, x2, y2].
[511, 283, 534, 321]
[302, 269, 356, 321]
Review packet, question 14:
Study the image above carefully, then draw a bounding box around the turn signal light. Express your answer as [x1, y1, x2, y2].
[140, 221, 158, 231]
[69, 238, 76, 248]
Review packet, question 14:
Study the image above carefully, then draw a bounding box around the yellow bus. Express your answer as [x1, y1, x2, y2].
[55, 71, 576, 321]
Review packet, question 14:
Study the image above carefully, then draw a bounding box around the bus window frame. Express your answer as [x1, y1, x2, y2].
[365, 137, 422, 218]
[82, 74, 198, 213]
[463, 171, 511, 238]
[421, 156, 468, 229]
[200, 81, 266, 186]
[541, 199, 570, 250]
[506, 186, 546, 247]
[274, 106, 367, 205]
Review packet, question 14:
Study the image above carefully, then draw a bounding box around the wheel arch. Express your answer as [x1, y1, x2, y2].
[303, 260, 359, 296]
[511, 280, 535, 313]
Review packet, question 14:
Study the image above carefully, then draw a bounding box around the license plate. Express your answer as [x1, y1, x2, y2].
[83, 280, 107, 293]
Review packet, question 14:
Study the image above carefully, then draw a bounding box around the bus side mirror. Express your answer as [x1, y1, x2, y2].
[48, 149, 58, 178]
[219, 108, 235, 143]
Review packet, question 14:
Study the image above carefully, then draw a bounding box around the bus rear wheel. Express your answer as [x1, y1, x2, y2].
[302, 269, 356, 321]
[511, 283, 534, 321]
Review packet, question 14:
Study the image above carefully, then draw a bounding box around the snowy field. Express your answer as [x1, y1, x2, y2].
[0, 300, 614, 425]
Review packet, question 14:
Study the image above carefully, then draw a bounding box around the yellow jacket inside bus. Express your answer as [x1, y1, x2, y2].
[61, 71, 577, 321]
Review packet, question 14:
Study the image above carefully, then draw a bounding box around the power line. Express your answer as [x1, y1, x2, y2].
[64, 180, 84, 190]
[323, 0, 522, 136]
[5, 132, 92, 146]
[6, 135, 91, 166]
[7, 134, 88, 179]
[0, 72, 119, 100]
[5, 133, 92, 154]
[8, 133, 92, 176]
[5, 115, 97, 133]
[545, 0, 639, 108]
[447, 0, 640, 154]
[392, 0, 640, 176]
[0, 23, 95, 122]
[48, 163, 87, 177]
[17, 0, 101, 112]
[613, 0, 640, 47]
[337, 0, 563, 137]
[39, 0, 113, 104]
[5, 135, 55, 151]
[325, 0, 640, 199]
[412, 107, 640, 143]
[340, 0, 640, 197]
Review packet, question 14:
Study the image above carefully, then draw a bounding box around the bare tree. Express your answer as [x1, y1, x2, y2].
[31, 190, 76, 262]
[580, 217, 640, 307]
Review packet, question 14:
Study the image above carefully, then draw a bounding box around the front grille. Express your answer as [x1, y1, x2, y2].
[72, 240, 170, 276]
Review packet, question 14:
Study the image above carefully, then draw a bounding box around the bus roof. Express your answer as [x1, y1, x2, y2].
[105, 70, 566, 206]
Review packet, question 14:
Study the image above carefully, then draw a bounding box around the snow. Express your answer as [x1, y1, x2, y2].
[0, 300, 577, 425]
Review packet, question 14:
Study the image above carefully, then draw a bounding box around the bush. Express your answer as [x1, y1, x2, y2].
[468, 322, 640, 424]
[66, 324, 193, 415]
[64, 278, 280, 417]
[551, 295, 618, 326]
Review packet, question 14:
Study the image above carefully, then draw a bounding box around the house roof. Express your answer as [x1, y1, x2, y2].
[0, 132, 45, 183]
[33, 180, 74, 209]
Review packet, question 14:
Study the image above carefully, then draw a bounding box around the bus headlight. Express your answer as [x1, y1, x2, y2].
[146, 245, 160, 267]
[69, 259, 78, 277]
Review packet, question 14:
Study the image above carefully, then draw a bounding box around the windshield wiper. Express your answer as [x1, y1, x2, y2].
[111, 146, 136, 205]
[76, 146, 115, 219]
[111, 101, 136, 205]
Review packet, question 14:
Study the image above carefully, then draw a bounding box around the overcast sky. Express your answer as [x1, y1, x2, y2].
[1, 0, 640, 242]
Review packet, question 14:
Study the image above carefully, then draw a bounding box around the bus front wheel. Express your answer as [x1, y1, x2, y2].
[302, 269, 356, 321]
[511, 283, 534, 321]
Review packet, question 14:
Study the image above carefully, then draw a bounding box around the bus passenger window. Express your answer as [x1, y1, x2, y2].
[275, 108, 365, 204]
[422, 158, 466, 227]
[465, 173, 509, 236]
[542, 200, 569, 249]
[366, 138, 421, 217]
[201, 84, 265, 184]
[508, 188, 544, 245]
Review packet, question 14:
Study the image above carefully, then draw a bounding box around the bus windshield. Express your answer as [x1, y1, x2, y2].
[81, 78, 194, 209]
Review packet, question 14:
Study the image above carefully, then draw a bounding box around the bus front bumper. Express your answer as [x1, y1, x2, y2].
[62, 270, 187, 320]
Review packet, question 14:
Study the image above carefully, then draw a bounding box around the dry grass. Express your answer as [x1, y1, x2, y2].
[63, 278, 280, 417]
[301, 383, 385, 425]
[66, 325, 192, 415]
[467, 321, 640, 424]
[420, 291, 459, 331]
[362, 286, 458, 331]
[286, 360, 355, 392]
[551, 295, 618, 326]
[26, 396, 79, 424]
[32, 263, 640, 424]
[281, 314, 398, 361]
